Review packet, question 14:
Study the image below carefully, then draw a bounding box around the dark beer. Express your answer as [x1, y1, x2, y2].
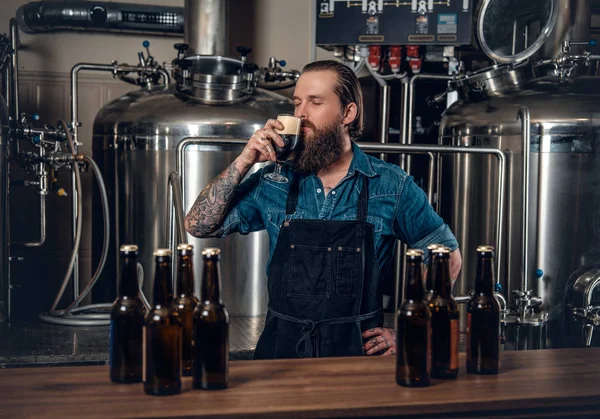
[423, 244, 441, 304]
[467, 245, 501, 374]
[274, 114, 301, 161]
[429, 247, 459, 379]
[193, 248, 229, 390]
[396, 249, 432, 387]
[144, 249, 182, 396]
[174, 243, 198, 377]
[109, 244, 145, 383]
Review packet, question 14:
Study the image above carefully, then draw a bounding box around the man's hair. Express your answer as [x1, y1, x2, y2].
[302, 60, 363, 140]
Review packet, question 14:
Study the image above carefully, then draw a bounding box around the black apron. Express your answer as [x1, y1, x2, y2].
[254, 174, 384, 359]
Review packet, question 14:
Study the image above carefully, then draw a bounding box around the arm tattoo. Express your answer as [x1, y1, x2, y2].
[185, 162, 246, 237]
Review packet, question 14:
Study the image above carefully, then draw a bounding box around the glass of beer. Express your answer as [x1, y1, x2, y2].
[263, 113, 301, 183]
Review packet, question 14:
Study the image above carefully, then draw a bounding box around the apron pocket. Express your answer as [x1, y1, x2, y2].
[336, 246, 362, 299]
[286, 244, 332, 299]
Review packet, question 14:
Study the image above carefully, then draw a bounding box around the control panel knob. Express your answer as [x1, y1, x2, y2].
[90, 5, 108, 25]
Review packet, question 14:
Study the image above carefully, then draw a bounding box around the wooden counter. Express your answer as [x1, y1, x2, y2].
[2, 348, 600, 418]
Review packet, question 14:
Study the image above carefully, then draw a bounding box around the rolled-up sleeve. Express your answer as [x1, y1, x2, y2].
[217, 169, 265, 238]
[393, 176, 458, 263]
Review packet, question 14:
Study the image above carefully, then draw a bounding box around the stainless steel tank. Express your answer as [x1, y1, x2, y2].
[0, 94, 8, 322]
[92, 56, 293, 315]
[439, 0, 600, 347]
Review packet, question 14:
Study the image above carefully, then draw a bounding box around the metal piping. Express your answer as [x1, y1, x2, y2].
[399, 79, 409, 170]
[407, 74, 454, 145]
[378, 84, 390, 161]
[518, 106, 531, 292]
[174, 139, 506, 314]
[185, 0, 227, 56]
[167, 171, 188, 254]
[10, 19, 19, 121]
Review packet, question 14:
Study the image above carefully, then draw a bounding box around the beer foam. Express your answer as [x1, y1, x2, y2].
[276, 115, 301, 135]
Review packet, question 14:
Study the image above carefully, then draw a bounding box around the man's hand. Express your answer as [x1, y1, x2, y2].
[362, 327, 396, 356]
[237, 119, 287, 169]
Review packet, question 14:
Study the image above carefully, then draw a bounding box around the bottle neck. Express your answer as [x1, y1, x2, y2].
[153, 258, 173, 306]
[433, 255, 451, 298]
[405, 259, 425, 301]
[425, 254, 436, 292]
[201, 258, 222, 304]
[475, 255, 495, 295]
[176, 254, 194, 297]
[118, 254, 139, 297]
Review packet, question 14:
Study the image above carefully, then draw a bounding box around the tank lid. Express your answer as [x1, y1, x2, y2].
[477, 0, 558, 64]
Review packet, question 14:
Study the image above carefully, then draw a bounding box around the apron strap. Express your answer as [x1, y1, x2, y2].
[357, 175, 369, 222]
[269, 308, 383, 358]
[286, 174, 300, 215]
[285, 173, 370, 221]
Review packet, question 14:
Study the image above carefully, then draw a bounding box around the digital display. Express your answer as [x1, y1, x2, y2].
[122, 11, 179, 26]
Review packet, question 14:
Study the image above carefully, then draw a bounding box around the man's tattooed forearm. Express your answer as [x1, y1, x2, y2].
[185, 163, 244, 237]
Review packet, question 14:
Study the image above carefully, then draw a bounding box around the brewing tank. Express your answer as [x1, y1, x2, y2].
[92, 64, 293, 315]
[441, 75, 600, 347]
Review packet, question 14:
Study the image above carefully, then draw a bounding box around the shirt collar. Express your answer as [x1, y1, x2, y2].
[348, 141, 378, 178]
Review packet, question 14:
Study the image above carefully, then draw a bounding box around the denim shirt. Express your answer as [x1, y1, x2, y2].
[219, 142, 458, 277]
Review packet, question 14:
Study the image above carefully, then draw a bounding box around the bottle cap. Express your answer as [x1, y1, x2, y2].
[202, 247, 221, 258]
[476, 245, 494, 253]
[406, 249, 424, 258]
[434, 246, 451, 254]
[119, 244, 138, 253]
[427, 243, 442, 252]
[176, 243, 194, 252]
[153, 248, 172, 257]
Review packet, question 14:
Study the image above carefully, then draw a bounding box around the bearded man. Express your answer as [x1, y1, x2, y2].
[184, 60, 461, 359]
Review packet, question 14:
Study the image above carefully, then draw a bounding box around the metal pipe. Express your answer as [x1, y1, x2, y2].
[407, 74, 453, 145]
[12, 146, 47, 247]
[378, 84, 390, 161]
[169, 171, 187, 247]
[185, 0, 227, 56]
[69, 62, 115, 303]
[10, 19, 19, 121]
[518, 107, 531, 293]
[399, 79, 409, 170]
[175, 139, 506, 314]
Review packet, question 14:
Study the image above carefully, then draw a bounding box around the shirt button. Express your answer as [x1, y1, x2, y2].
[317, 188, 322, 193]
[331, 191, 336, 195]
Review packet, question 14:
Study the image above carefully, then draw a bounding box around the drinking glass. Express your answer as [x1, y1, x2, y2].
[263, 113, 301, 183]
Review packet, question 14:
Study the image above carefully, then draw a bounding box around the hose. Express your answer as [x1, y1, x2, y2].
[39, 120, 112, 326]
[47, 120, 83, 314]
[64, 155, 110, 314]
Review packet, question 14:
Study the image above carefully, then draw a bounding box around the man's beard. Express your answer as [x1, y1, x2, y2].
[290, 118, 345, 174]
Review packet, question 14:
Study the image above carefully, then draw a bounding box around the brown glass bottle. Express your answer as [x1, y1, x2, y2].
[110, 245, 145, 383]
[429, 247, 459, 379]
[396, 249, 432, 387]
[174, 243, 199, 377]
[467, 245, 501, 374]
[423, 244, 441, 304]
[193, 248, 229, 390]
[143, 249, 182, 396]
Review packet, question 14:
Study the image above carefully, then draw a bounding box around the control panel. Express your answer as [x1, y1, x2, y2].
[17, 1, 184, 35]
[316, 0, 473, 46]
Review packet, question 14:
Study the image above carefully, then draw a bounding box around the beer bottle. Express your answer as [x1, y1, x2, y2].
[396, 249, 432, 387]
[193, 248, 229, 390]
[429, 246, 459, 379]
[109, 244, 145, 383]
[467, 245, 501, 374]
[424, 244, 441, 304]
[143, 249, 182, 396]
[174, 243, 198, 377]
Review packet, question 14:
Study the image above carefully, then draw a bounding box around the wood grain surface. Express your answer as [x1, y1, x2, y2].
[2, 349, 600, 418]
